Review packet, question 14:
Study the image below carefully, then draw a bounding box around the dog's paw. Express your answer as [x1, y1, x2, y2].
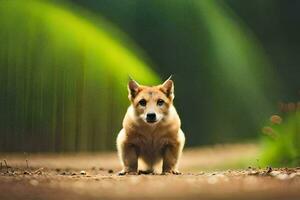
[138, 170, 154, 175]
[172, 170, 182, 175]
[117, 170, 127, 176]
[161, 170, 182, 175]
[117, 170, 138, 176]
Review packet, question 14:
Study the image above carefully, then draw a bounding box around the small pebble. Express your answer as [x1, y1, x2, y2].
[108, 169, 114, 173]
[24, 171, 31, 175]
[266, 166, 273, 173]
[80, 170, 86, 175]
[29, 179, 39, 186]
[248, 170, 259, 176]
[270, 171, 281, 177]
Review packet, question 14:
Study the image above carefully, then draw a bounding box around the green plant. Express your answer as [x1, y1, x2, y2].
[260, 111, 300, 167]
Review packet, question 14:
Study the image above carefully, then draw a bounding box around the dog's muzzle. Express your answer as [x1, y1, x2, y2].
[146, 113, 157, 123]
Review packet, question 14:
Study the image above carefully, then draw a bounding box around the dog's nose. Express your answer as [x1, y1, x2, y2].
[146, 113, 157, 122]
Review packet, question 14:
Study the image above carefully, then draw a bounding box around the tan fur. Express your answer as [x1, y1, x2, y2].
[116, 78, 185, 175]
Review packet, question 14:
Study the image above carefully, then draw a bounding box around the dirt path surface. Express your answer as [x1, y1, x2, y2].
[0, 144, 300, 200]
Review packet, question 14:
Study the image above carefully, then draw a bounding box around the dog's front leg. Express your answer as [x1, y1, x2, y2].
[117, 130, 138, 175]
[118, 145, 138, 175]
[162, 144, 181, 175]
[118, 143, 138, 175]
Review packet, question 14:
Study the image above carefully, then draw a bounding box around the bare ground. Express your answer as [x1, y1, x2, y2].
[0, 143, 300, 200]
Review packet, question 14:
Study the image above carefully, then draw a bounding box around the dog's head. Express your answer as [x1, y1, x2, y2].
[128, 76, 174, 124]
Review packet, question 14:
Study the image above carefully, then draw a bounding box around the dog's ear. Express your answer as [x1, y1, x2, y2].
[128, 78, 140, 100]
[161, 75, 174, 99]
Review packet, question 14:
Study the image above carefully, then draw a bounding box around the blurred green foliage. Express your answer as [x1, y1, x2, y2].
[71, 0, 280, 145]
[260, 112, 300, 167]
[1, 0, 298, 152]
[0, 0, 158, 152]
[226, 0, 300, 98]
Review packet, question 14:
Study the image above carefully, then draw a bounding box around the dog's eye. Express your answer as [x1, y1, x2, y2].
[138, 99, 147, 107]
[157, 99, 164, 106]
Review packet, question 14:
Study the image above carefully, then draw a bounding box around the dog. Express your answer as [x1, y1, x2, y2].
[116, 76, 185, 175]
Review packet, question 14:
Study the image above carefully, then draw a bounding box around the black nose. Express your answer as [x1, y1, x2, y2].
[146, 113, 156, 122]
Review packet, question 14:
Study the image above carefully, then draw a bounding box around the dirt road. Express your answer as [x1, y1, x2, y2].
[0, 144, 300, 200]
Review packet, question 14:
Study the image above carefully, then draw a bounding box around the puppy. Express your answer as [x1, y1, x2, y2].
[116, 77, 185, 175]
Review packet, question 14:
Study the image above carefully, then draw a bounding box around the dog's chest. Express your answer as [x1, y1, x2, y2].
[137, 130, 172, 154]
